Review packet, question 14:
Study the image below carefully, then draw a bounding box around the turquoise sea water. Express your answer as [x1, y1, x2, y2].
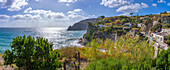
[0, 27, 86, 54]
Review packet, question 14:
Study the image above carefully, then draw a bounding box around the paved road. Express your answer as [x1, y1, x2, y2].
[154, 43, 158, 58]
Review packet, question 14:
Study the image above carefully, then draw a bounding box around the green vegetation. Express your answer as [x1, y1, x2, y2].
[156, 48, 170, 70]
[1, 11, 170, 69]
[163, 24, 170, 29]
[3, 35, 61, 70]
[100, 16, 105, 19]
[166, 35, 170, 46]
[84, 35, 156, 69]
[130, 13, 133, 17]
[1, 35, 170, 69]
[0, 62, 3, 66]
[86, 57, 156, 70]
[84, 35, 170, 70]
[60, 47, 79, 58]
[84, 35, 154, 60]
[151, 24, 162, 32]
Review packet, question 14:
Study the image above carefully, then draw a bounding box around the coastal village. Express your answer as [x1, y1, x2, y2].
[81, 11, 170, 52]
[0, 11, 170, 70]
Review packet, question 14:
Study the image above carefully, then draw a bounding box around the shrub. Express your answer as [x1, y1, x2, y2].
[86, 57, 156, 70]
[151, 24, 162, 32]
[3, 35, 61, 70]
[156, 48, 170, 70]
[60, 47, 79, 58]
[166, 35, 170, 46]
[85, 36, 156, 70]
[0, 62, 3, 66]
[83, 35, 154, 61]
[86, 58, 129, 70]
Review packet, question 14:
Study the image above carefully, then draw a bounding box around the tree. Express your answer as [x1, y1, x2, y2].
[3, 36, 61, 70]
[156, 48, 170, 70]
[163, 11, 168, 14]
[100, 16, 105, 19]
[87, 22, 94, 27]
[166, 35, 170, 46]
[158, 19, 162, 23]
[130, 13, 133, 17]
[121, 18, 127, 23]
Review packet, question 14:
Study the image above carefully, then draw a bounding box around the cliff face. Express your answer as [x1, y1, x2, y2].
[81, 23, 125, 45]
[67, 18, 98, 31]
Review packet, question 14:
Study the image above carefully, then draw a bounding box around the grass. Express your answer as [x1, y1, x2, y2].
[0, 62, 3, 66]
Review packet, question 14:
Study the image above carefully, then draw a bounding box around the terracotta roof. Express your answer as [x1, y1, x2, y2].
[132, 28, 139, 30]
[123, 27, 131, 29]
[124, 23, 131, 25]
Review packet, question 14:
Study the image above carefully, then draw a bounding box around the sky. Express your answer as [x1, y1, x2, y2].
[0, 0, 169, 27]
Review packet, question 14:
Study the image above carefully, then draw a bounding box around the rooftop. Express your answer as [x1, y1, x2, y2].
[153, 32, 170, 36]
[123, 27, 131, 29]
[124, 23, 131, 25]
[132, 28, 139, 30]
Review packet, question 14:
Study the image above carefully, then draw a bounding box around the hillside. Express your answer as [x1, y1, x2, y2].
[67, 18, 98, 31]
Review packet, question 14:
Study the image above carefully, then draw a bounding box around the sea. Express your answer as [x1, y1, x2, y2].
[0, 27, 86, 54]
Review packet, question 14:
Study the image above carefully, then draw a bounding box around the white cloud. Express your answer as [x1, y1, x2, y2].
[0, 0, 40, 11]
[35, 0, 39, 1]
[1, 0, 28, 11]
[167, 3, 170, 6]
[119, 13, 129, 16]
[66, 3, 70, 6]
[1, 0, 14, 8]
[67, 9, 83, 15]
[67, 9, 86, 20]
[24, 7, 67, 20]
[116, 3, 148, 14]
[44, 12, 66, 19]
[0, 15, 10, 22]
[100, 0, 130, 8]
[158, 0, 166, 3]
[12, 14, 41, 21]
[58, 0, 77, 3]
[68, 14, 85, 20]
[24, 7, 52, 14]
[152, 3, 157, 7]
[0, 0, 5, 3]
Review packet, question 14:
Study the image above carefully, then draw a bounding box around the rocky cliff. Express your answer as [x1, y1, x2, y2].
[67, 18, 98, 31]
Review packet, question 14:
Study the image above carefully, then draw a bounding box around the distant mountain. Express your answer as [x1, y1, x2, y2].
[67, 18, 98, 31]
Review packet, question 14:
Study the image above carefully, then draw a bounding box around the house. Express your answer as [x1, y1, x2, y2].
[151, 32, 169, 44]
[130, 28, 139, 37]
[140, 17, 150, 20]
[151, 31, 169, 49]
[153, 21, 159, 26]
[123, 27, 131, 32]
[161, 28, 170, 33]
[113, 27, 122, 30]
[162, 16, 170, 24]
[137, 23, 142, 27]
[95, 25, 107, 28]
[123, 23, 132, 27]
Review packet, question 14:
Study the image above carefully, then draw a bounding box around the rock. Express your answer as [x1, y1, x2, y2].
[83, 39, 89, 45]
[67, 18, 98, 31]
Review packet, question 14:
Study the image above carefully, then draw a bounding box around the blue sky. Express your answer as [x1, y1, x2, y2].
[0, 0, 169, 27]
